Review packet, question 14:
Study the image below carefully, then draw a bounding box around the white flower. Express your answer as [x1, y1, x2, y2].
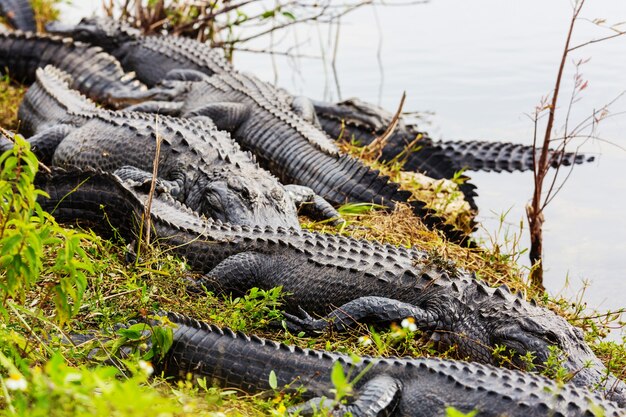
[401, 317, 417, 332]
[6, 373, 27, 391]
[358, 335, 373, 347]
[138, 360, 154, 376]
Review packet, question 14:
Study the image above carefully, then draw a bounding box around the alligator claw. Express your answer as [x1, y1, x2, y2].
[185, 276, 210, 295]
[283, 306, 328, 334]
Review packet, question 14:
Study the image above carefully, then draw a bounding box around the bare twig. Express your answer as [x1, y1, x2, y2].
[568, 30, 626, 53]
[363, 91, 406, 160]
[331, 16, 342, 100]
[143, 115, 163, 248]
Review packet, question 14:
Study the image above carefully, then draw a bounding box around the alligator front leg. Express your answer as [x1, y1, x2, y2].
[292, 375, 401, 417]
[283, 296, 436, 335]
[191, 251, 291, 296]
[283, 184, 344, 225]
[114, 166, 183, 197]
[291, 96, 323, 128]
[110, 81, 189, 107]
[186, 102, 250, 132]
[162, 69, 212, 82]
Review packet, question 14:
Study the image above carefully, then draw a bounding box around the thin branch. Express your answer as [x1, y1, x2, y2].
[331, 16, 342, 100]
[372, 3, 384, 106]
[568, 30, 626, 52]
[229, 46, 320, 59]
[143, 115, 162, 248]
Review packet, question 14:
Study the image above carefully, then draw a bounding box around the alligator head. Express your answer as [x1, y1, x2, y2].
[444, 282, 626, 406]
[191, 167, 301, 229]
[46, 17, 140, 52]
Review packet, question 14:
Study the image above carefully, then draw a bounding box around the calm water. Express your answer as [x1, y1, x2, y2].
[62, 1, 626, 334]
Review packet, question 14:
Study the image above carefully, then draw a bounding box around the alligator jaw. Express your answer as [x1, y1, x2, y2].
[45, 21, 75, 34]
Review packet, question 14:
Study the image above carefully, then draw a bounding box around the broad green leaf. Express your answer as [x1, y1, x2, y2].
[330, 361, 346, 389]
[268, 370, 278, 389]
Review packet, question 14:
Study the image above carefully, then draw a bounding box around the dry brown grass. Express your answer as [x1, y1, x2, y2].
[338, 140, 476, 233]
[0, 76, 26, 130]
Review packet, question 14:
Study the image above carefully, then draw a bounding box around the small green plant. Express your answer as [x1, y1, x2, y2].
[0, 351, 186, 417]
[207, 286, 285, 331]
[0, 135, 93, 325]
[540, 345, 571, 382]
[445, 407, 478, 417]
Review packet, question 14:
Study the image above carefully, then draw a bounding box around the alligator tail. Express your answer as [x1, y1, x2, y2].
[316, 109, 480, 210]
[0, 31, 146, 105]
[432, 139, 594, 173]
[326, 156, 475, 244]
[34, 168, 144, 240]
[18, 65, 97, 134]
[262, 132, 472, 243]
[0, 0, 36, 32]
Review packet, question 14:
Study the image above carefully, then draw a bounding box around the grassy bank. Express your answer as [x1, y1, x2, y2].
[0, 3, 624, 416]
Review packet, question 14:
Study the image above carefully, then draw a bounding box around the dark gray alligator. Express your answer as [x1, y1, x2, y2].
[35, 167, 626, 406]
[0, 0, 35, 31]
[120, 312, 621, 417]
[15, 65, 321, 229]
[314, 98, 595, 174]
[132, 71, 475, 243]
[0, 31, 148, 107]
[313, 98, 481, 210]
[47, 17, 232, 86]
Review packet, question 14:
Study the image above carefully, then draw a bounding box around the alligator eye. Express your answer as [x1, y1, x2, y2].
[542, 331, 560, 346]
[227, 177, 243, 191]
[205, 193, 223, 210]
[270, 187, 283, 199]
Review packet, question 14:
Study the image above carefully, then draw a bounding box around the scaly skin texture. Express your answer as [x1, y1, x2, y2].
[47, 19, 591, 190]
[313, 99, 481, 211]
[314, 98, 595, 174]
[17, 66, 301, 229]
[135, 72, 474, 244]
[46, 17, 232, 85]
[0, 31, 147, 107]
[143, 312, 622, 417]
[35, 168, 626, 406]
[0, 0, 35, 31]
[47, 17, 473, 243]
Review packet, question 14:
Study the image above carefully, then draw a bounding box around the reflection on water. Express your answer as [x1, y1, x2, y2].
[61, 1, 625, 334]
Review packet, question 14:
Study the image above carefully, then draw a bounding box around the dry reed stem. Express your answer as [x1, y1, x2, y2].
[363, 91, 406, 159]
[143, 115, 162, 247]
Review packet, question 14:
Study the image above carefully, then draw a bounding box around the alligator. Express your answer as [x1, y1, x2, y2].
[35, 167, 626, 406]
[0, 31, 149, 107]
[313, 98, 595, 174]
[46, 17, 233, 86]
[0, 0, 35, 32]
[13, 65, 330, 228]
[106, 311, 621, 417]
